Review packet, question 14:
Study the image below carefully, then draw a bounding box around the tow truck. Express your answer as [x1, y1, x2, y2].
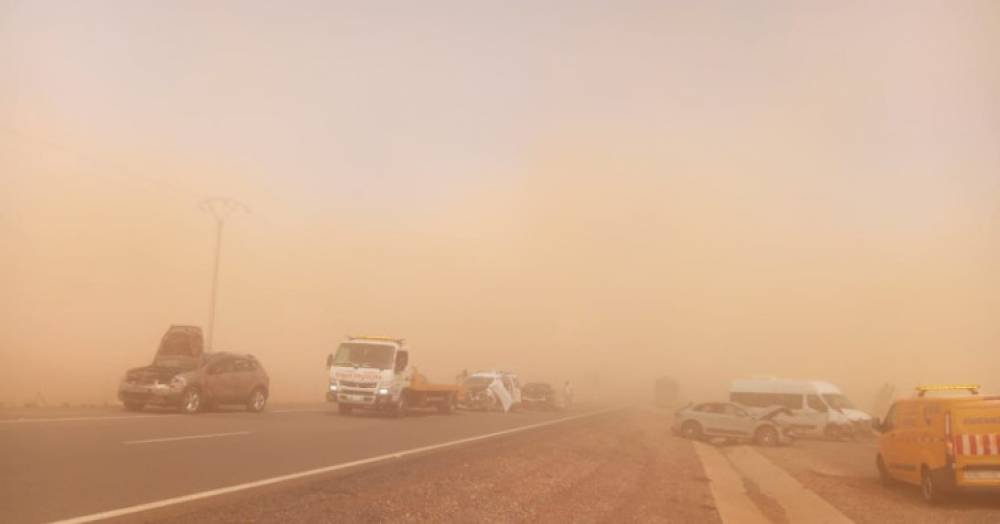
[325, 336, 461, 416]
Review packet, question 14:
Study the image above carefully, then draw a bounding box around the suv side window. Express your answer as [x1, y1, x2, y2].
[233, 359, 253, 372]
[807, 395, 828, 412]
[209, 359, 233, 375]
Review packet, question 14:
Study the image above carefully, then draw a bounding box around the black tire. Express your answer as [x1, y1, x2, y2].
[180, 388, 202, 414]
[393, 391, 411, 418]
[681, 421, 703, 440]
[338, 404, 353, 416]
[921, 467, 946, 505]
[876, 455, 894, 487]
[755, 426, 780, 447]
[123, 401, 145, 412]
[436, 394, 455, 414]
[247, 388, 268, 413]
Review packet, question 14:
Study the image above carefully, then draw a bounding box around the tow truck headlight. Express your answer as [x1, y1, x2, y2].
[378, 387, 390, 395]
[329, 382, 338, 392]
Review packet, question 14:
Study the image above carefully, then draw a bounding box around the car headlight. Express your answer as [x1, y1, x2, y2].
[170, 376, 186, 389]
[378, 387, 390, 395]
[329, 382, 339, 392]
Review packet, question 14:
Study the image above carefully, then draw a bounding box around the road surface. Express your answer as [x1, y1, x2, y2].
[0, 403, 614, 523]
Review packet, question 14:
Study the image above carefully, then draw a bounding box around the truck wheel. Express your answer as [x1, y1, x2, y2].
[338, 404, 353, 416]
[247, 388, 268, 413]
[436, 394, 455, 414]
[394, 392, 411, 418]
[181, 388, 202, 414]
[921, 467, 946, 504]
[876, 455, 895, 487]
[123, 401, 145, 412]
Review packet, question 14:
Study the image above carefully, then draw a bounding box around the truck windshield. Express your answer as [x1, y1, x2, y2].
[822, 394, 855, 410]
[333, 343, 395, 370]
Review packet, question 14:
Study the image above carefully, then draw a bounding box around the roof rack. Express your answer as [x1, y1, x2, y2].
[915, 384, 980, 397]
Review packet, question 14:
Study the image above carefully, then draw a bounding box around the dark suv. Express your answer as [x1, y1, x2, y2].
[118, 326, 270, 414]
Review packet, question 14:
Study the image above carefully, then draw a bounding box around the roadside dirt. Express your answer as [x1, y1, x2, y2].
[156, 408, 721, 523]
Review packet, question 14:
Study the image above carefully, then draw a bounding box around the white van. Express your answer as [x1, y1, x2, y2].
[729, 378, 872, 438]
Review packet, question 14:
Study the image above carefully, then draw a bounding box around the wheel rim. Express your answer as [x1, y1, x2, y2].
[185, 391, 200, 412]
[253, 391, 266, 410]
[762, 431, 775, 445]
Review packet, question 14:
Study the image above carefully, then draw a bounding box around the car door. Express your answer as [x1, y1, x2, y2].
[720, 404, 754, 437]
[230, 358, 255, 401]
[697, 403, 729, 436]
[203, 358, 235, 403]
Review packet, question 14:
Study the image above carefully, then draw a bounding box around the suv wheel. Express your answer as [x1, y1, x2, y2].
[181, 388, 202, 414]
[247, 388, 267, 413]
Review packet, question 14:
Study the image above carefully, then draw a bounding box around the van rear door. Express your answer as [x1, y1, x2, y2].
[951, 399, 1000, 483]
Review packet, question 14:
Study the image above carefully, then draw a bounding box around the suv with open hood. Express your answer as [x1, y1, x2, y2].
[118, 326, 270, 414]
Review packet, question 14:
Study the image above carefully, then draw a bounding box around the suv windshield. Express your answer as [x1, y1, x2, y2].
[822, 394, 855, 410]
[333, 343, 395, 370]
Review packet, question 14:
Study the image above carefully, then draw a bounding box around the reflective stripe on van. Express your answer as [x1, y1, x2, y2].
[955, 434, 1000, 456]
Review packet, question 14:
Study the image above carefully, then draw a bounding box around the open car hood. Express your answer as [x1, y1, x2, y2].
[151, 325, 204, 367]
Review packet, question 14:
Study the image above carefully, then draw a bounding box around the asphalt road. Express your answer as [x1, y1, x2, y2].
[0, 403, 611, 524]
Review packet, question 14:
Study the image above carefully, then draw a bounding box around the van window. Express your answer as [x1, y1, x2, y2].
[731, 392, 802, 410]
[807, 395, 828, 412]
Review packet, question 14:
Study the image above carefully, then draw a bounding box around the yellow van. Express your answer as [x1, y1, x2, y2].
[875, 385, 1000, 503]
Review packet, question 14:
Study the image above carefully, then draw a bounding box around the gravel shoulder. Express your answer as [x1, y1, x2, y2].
[152, 408, 721, 524]
[757, 438, 1000, 524]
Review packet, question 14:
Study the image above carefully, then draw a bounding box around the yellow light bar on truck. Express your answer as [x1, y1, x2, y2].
[347, 335, 405, 344]
[916, 384, 980, 397]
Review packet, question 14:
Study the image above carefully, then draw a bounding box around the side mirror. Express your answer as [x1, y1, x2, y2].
[395, 352, 409, 372]
[326, 354, 334, 368]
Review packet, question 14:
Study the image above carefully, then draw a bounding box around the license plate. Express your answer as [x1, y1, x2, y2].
[964, 470, 1000, 480]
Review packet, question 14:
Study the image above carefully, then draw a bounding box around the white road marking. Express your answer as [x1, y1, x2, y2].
[51, 406, 624, 524]
[268, 408, 329, 414]
[0, 414, 181, 424]
[693, 442, 770, 524]
[123, 431, 252, 445]
[722, 446, 854, 524]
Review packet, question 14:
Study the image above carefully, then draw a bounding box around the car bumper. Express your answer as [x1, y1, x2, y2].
[328, 390, 393, 408]
[118, 383, 183, 405]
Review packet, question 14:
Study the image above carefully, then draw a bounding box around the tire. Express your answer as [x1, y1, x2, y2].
[123, 401, 145, 412]
[921, 467, 946, 505]
[338, 404, 353, 415]
[180, 388, 202, 414]
[681, 421, 703, 440]
[247, 388, 267, 413]
[755, 426, 779, 447]
[393, 391, 411, 418]
[436, 394, 455, 414]
[876, 455, 894, 487]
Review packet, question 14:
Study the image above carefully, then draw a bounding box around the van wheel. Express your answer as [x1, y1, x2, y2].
[181, 388, 202, 414]
[681, 421, 703, 440]
[247, 388, 267, 413]
[338, 404, 353, 416]
[921, 467, 946, 504]
[876, 455, 894, 486]
[755, 426, 779, 447]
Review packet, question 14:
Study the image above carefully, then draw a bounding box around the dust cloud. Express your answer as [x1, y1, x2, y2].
[2, 1, 999, 409]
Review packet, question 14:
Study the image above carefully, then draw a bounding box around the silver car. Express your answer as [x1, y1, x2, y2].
[672, 402, 794, 446]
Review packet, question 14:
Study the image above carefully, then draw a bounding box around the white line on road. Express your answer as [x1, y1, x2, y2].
[268, 408, 329, 414]
[52, 406, 624, 524]
[0, 414, 182, 424]
[693, 442, 770, 524]
[123, 431, 252, 445]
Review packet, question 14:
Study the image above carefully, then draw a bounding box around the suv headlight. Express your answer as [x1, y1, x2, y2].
[170, 375, 186, 389]
[377, 387, 390, 395]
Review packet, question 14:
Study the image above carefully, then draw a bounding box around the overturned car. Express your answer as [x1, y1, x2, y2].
[117, 325, 270, 414]
[459, 371, 522, 412]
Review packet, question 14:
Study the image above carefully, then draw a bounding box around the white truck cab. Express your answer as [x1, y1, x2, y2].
[326, 336, 458, 416]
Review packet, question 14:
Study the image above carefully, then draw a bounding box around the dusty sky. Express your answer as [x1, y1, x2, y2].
[2, 1, 999, 406]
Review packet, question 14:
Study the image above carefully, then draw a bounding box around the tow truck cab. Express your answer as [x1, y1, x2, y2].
[325, 336, 459, 416]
